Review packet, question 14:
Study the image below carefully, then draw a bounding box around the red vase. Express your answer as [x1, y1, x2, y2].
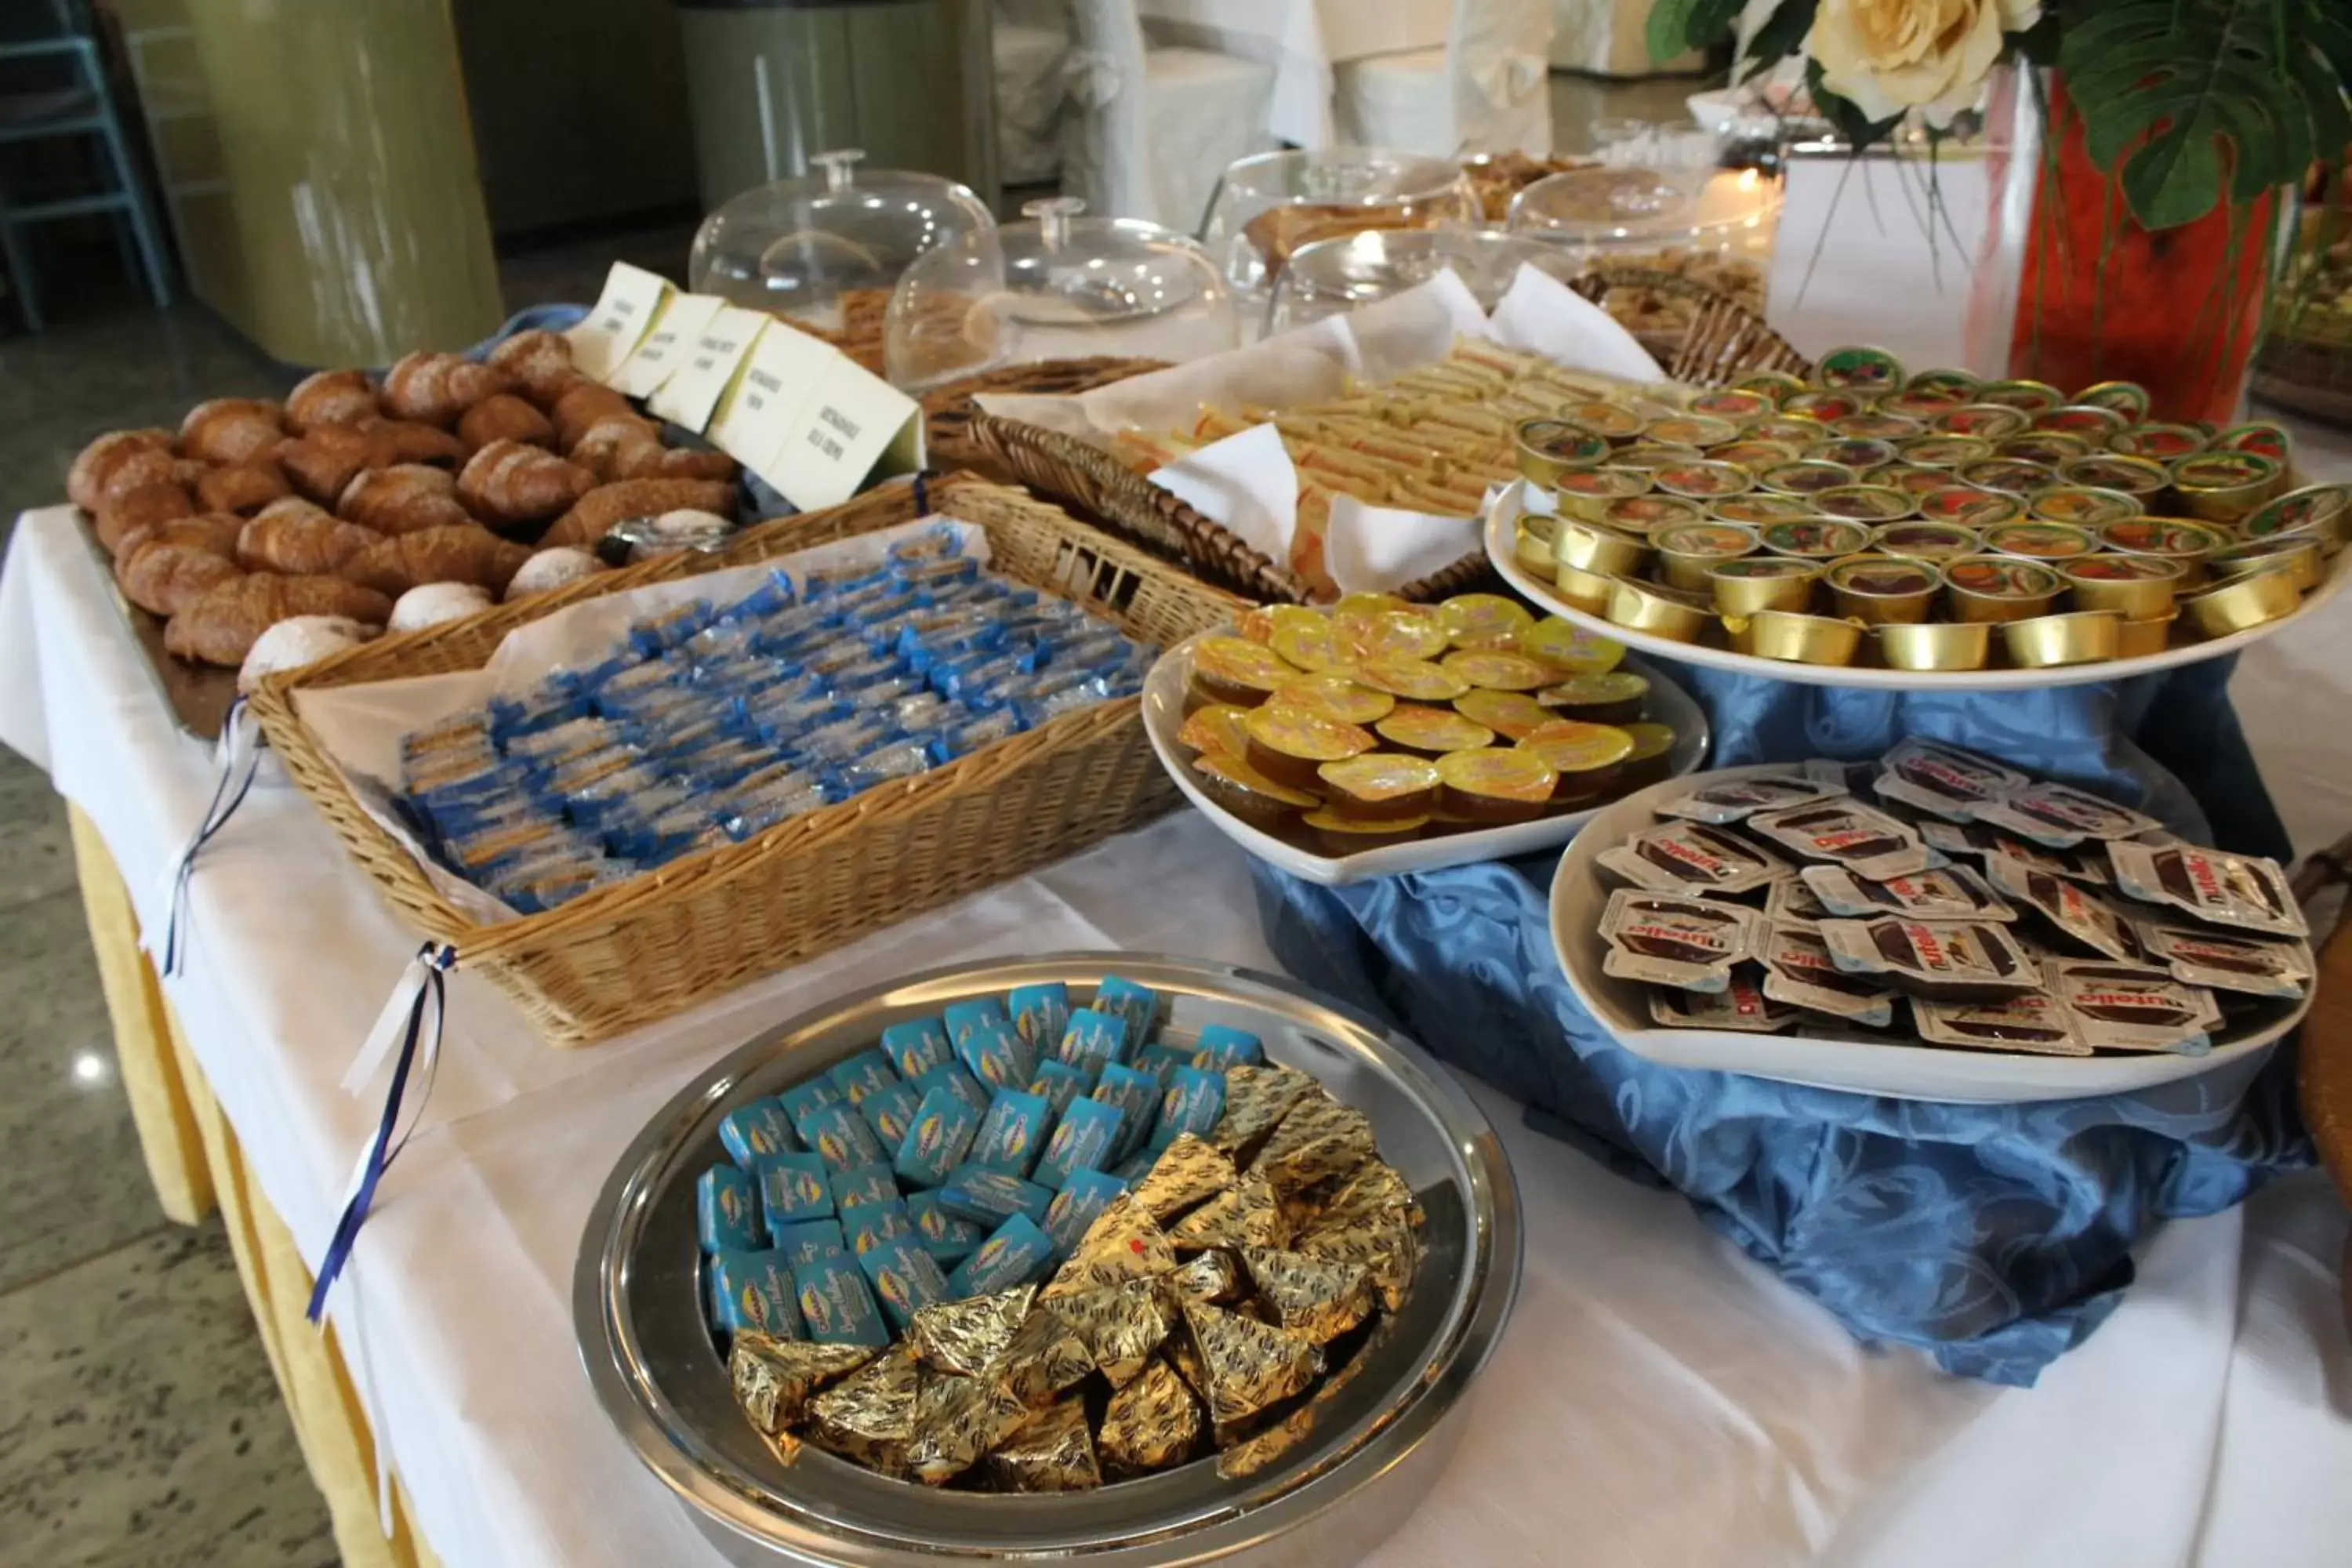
[1968, 70, 2273, 423]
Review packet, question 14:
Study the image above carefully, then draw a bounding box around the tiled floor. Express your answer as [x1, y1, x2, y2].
[0, 73, 1707, 1567]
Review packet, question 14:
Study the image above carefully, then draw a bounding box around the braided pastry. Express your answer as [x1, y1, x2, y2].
[237, 503, 382, 575]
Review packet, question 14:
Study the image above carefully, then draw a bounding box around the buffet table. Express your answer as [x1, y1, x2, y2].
[9, 406, 2352, 1568]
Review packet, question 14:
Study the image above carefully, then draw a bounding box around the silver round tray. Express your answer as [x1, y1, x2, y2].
[574, 953, 1522, 1566]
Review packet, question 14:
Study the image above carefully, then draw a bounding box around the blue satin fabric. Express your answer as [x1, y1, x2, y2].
[1254, 655, 2310, 1384]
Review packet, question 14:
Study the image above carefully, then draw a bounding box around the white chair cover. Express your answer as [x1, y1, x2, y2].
[1065, 0, 1276, 230]
[1335, 0, 1553, 158]
[995, 3, 1073, 186]
[1552, 0, 1704, 74]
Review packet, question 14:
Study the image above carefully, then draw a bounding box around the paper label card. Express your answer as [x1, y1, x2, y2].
[763, 356, 924, 512]
[607, 291, 727, 399]
[568, 262, 672, 383]
[706, 321, 841, 474]
[648, 305, 770, 432]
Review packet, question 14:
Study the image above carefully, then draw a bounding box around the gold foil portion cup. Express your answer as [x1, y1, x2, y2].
[2001, 609, 2122, 668]
[1876, 619, 1991, 671]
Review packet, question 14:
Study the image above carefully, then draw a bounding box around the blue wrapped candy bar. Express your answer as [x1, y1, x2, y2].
[914, 1062, 991, 1118]
[894, 1086, 981, 1189]
[943, 998, 1007, 1048]
[1054, 1009, 1129, 1077]
[1092, 976, 1160, 1044]
[771, 1218, 847, 1268]
[938, 1164, 1053, 1228]
[717, 1098, 798, 1168]
[789, 1252, 891, 1348]
[1131, 1044, 1192, 1090]
[1033, 1097, 1122, 1190]
[1192, 1023, 1265, 1071]
[880, 1018, 953, 1079]
[1111, 1145, 1161, 1184]
[842, 1197, 914, 1257]
[710, 1249, 802, 1339]
[968, 1089, 1051, 1177]
[793, 1102, 887, 1173]
[956, 1016, 1033, 1092]
[755, 1152, 835, 1231]
[1153, 1067, 1227, 1150]
[830, 1163, 899, 1212]
[1028, 1060, 1091, 1120]
[776, 1078, 843, 1123]
[1043, 1169, 1127, 1259]
[858, 1080, 921, 1149]
[906, 1192, 984, 1268]
[858, 1236, 952, 1332]
[696, 1166, 764, 1253]
[946, 1214, 1056, 1299]
[1091, 1062, 1161, 1162]
[1007, 983, 1070, 1051]
[826, 1048, 900, 1106]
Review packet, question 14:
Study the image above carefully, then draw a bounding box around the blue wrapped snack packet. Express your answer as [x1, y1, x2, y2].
[1131, 1044, 1192, 1091]
[1027, 1060, 1091, 1120]
[1092, 976, 1160, 1045]
[1007, 983, 1070, 1051]
[880, 1017, 953, 1079]
[1191, 1023, 1265, 1072]
[1112, 1145, 1161, 1184]
[696, 1166, 764, 1253]
[771, 1218, 847, 1269]
[1033, 1098, 1122, 1191]
[777, 1078, 843, 1123]
[755, 1152, 835, 1230]
[1043, 1169, 1128, 1259]
[842, 1197, 914, 1257]
[913, 1062, 991, 1119]
[946, 1214, 1056, 1299]
[1152, 1067, 1227, 1150]
[938, 1164, 1053, 1228]
[858, 1080, 922, 1150]
[858, 1235, 951, 1332]
[906, 1192, 985, 1268]
[717, 1098, 799, 1168]
[826, 1048, 901, 1106]
[793, 1102, 887, 1173]
[894, 1086, 982, 1189]
[1054, 1009, 1130, 1077]
[969, 1089, 1051, 1178]
[790, 1252, 891, 1348]
[1091, 1062, 1161, 1162]
[956, 1016, 1034, 1092]
[710, 1249, 803, 1339]
[830, 1163, 900, 1212]
[943, 998, 1008, 1047]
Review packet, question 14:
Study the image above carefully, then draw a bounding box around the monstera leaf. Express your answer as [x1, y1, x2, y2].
[2058, 0, 2352, 229]
[1646, 0, 1747, 68]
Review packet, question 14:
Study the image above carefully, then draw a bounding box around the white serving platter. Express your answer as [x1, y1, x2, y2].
[1141, 631, 1710, 887]
[1485, 480, 2352, 691]
[1548, 764, 2310, 1103]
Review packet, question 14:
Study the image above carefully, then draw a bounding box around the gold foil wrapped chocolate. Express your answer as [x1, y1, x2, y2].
[1241, 1245, 1375, 1344]
[1182, 1301, 1323, 1425]
[907, 1373, 1034, 1486]
[985, 1396, 1102, 1492]
[1170, 1247, 1246, 1305]
[995, 1306, 1096, 1408]
[1216, 1407, 1317, 1479]
[1098, 1359, 1205, 1475]
[1129, 1134, 1239, 1221]
[1051, 1276, 1179, 1388]
[1320, 1160, 1424, 1232]
[1210, 1063, 1319, 1156]
[1041, 1195, 1180, 1298]
[729, 1334, 877, 1436]
[1169, 1169, 1288, 1251]
[907, 1285, 1035, 1377]
[1254, 1094, 1378, 1194]
[1295, 1212, 1418, 1312]
[807, 1346, 920, 1475]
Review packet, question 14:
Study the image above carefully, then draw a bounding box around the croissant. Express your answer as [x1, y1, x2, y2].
[237, 507, 382, 575]
[118, 542, 246, 618]
[286, 368, 379, 433]
[485, 328, 579, 408]
[615, 443, 741, 484]
[165, 575, 394, 666]
[356, 417, 468, 468]
[114, 512, 243, 566]
[339, 466, 472, 535]
[180, 398, 287, 466]
[380, 351, 510, 426]
[456, 439, 594, 526]
[568, 414, 664, 481]
[274, 426, 378, 503]
[542, 477, 739, 548]
[341, 524, 531, 597]
[69, 428, 175, 512]
[551, 381, 634, 450]
[195, 459, 292, 515]
[95, 480, 194, 554]
[456, 392, 556, 453]
[95, 446, 205, 506]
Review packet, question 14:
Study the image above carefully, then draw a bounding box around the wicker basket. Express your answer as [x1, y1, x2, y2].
[1567, 267, 1814, 387]
[921, 357, 1169, 473]
[246, 476, 1248, 1046]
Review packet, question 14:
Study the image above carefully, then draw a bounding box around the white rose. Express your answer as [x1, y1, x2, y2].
[1806, 0, 2042, 126]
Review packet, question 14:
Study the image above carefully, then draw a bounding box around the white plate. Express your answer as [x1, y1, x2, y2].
[1485, 481, 2352, 691]
[1548, 764, 2310, 1103]
[1141, 632, 1711, 887]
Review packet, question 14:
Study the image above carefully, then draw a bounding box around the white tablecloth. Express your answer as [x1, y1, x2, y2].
[1138, 0, 1450, 149]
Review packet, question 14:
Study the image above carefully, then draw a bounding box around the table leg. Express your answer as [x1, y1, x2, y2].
[67, 803, 213, 1225]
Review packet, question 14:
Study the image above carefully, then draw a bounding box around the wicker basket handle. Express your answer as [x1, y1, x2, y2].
[1570, 267, 1816, 387]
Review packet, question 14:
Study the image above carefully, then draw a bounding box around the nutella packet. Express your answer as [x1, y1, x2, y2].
[1920, 819, 2109, 884]
[1600, 890, 1761, 993]
[1913, 993, 2089, 1056]
[1656, 774, 1845, 825]
[1802, 757, 1881, 794]
[1873, 739, 2028, 823]
[1817, 917, 2042, 998]
[2052, 960, 2223, 1054]
[1744, 801, 1944, 883]
[1799, 863, 2012, 922]
[2132, 920, 2310, 1000]
[1982, 856, 2147, 963]
[1759, 921, 1897, 1027]
[1599, 822, 1787, 897]
[1647, 974, 1802, 1033]
[1973, 781, 2162, 848]
[2107, 840, 2308, 938]
[1766, 874, 1831, 924]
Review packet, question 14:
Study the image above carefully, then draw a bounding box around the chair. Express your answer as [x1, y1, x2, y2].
[1063, 0, 1276, 232]
[0, 0, 172, 329]
[994, 0, 1072, 186]
[1334, 0, 1555, 159]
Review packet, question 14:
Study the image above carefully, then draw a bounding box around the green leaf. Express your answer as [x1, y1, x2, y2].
[1802, 59, 1905, 153]
[1646, 0, 1744, 65]
[1740, 0, 1817, 79]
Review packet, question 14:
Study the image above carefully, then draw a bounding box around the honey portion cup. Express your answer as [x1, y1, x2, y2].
[1722, 610, 1868, 666]
[1824, 553, 1944, 626]
[1708, 557, 1821, 617]
[1876, 619, 1992, 671]
[2057, 554, 2184, 617]
[1943, 554, 2063, 623]
[2002, 609, 2122, 669]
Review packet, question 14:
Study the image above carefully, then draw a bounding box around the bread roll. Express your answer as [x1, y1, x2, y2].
[114, 513, 243, 566]
[194, 459, 292, 515]
[505, 546, 604, 601]
[551, 381, 634, 449]
[95, 481, 195, 554]
[286, 368, 379, 433]
[238, 615, 376, 693]
[380, 351, 510, 426]
[338, 466, 471, 536]
[615, 443, 741, 484]
[342, 524, 530, 597]
[568, 413, 664, 482]
[180, 398, 287, 466]
[69, 429, 175, 512]
[457, 392, 557, 453]
[165, 575, 394, 666]
[119, 543, 245, 617]
[543, 477, 739, 548]
[388, 583, 493, 633]
[456, 439, 595, 526]
[485, 329, 578, 407]
[237, 507, 381, 575]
